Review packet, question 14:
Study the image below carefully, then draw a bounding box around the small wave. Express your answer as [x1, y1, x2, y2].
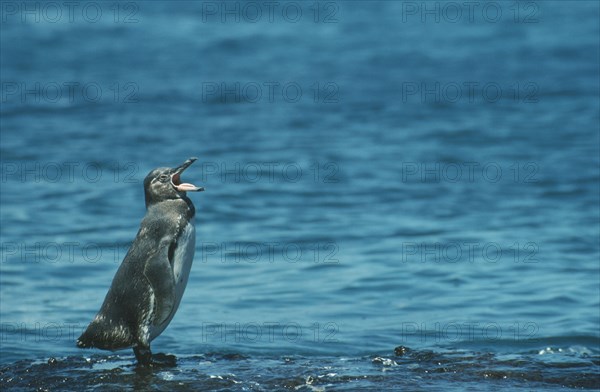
[2, 346, 598, 391]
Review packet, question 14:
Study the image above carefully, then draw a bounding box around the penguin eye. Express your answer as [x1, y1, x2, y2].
[158, 174, 170, 182]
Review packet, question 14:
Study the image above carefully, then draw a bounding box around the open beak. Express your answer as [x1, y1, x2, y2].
[171, 157, 205, 192]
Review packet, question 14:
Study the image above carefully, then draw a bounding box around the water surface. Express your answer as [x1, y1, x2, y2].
[1, 1, 599, 390]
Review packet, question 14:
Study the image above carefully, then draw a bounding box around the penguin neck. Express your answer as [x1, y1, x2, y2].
[146, 195, 195, 219]
[181, 195, 196, 217]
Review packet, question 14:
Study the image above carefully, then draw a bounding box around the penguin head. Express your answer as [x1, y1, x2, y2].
[144, 157, 204, 207]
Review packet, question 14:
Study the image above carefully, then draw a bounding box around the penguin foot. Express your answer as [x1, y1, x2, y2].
[133, 346, 152, 367]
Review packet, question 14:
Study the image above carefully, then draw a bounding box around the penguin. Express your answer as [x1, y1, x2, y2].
[77, 157, 204, 366]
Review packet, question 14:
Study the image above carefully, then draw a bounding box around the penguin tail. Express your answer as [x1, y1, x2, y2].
[77, 315, 134, 350]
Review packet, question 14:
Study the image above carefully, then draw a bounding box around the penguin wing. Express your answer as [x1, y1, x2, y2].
[143, 244, 176, 326]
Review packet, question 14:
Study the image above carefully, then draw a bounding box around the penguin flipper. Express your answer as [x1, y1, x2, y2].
[143, 245, 176, 327]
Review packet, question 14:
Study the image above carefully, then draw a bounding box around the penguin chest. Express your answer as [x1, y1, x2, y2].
[172, 221, 195, 301]
[149, 221, 195, 341]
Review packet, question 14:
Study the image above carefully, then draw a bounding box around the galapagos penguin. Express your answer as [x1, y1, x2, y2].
[77, 157, 204, 366]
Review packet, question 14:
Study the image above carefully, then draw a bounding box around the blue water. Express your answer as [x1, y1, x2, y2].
[1, 1, 599, 390]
